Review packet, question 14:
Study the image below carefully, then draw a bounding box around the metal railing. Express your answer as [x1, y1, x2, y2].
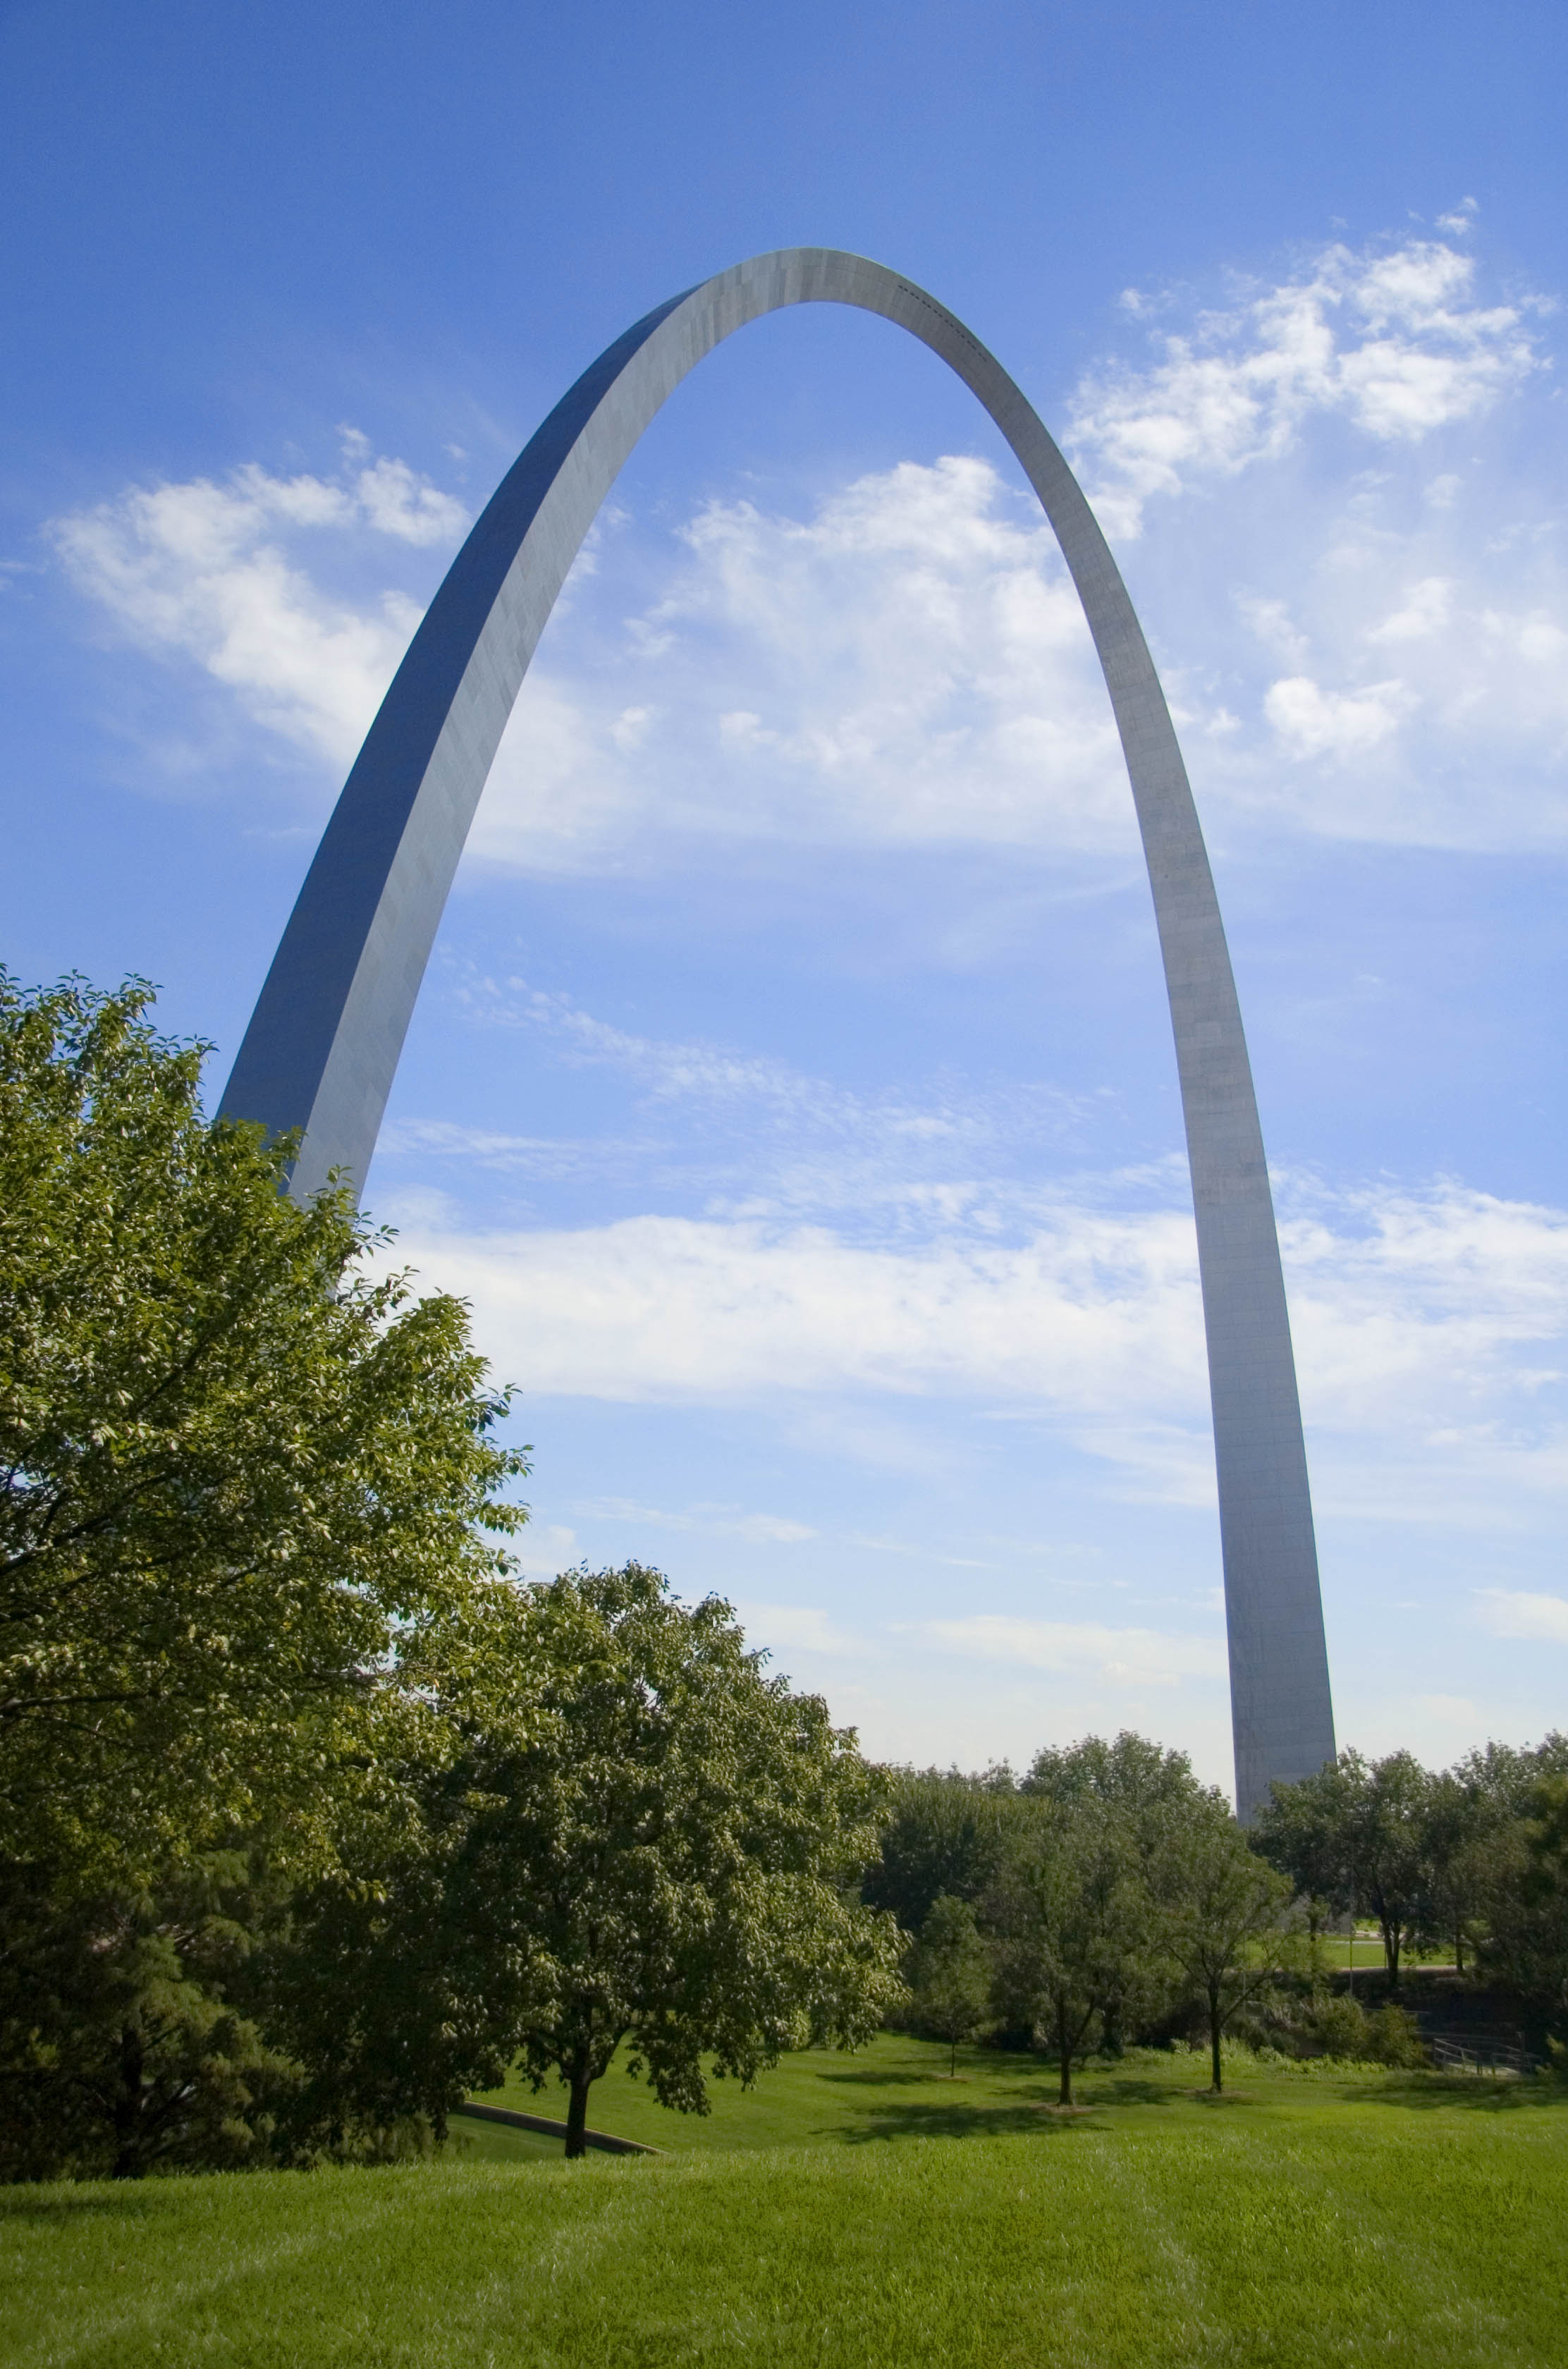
[1428, 2032, 1541, 2079]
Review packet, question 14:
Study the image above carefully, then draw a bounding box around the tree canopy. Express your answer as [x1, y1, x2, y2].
[1159, 1799, 1296, 2091]
[908, 1894, 991, 2076]
[989, 1796, 1153, 2106]
[444, 1564, 905, 2153]
[0, 973, 529, 1885]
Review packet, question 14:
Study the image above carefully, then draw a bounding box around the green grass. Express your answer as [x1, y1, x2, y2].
[1323, 1932, 1455, 1971]
[4, 2040, 1564, 2367]
[460, 2027, 1546, 2156]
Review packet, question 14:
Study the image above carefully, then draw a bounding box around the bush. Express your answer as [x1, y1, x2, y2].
[1365, 2004, 1427, 2068]
[1305, 1994, 1372, 2059]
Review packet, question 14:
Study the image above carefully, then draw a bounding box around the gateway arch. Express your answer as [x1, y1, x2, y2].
[221, 248, 1335, 1817]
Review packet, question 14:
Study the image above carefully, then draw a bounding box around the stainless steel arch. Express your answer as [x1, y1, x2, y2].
[221, 247, 1334, 1816]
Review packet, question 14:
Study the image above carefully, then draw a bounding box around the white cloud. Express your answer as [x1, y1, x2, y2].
[1476, 1589, 1568, 1643]
[1263, 673, 1414, 759]
[50, 444, 465, 766]
[48, 228, 1568, 863]
[918, 1615, 1224, 1684]
[467, 453, 1132, 871]
[1072, 233, 1543, 537]
[378, 1204, 1208, 1415]
[350, 455, 468, 546]
[511, 1521, 578, 1579]
[376, 1151, 1568, 1525]
[571, 1497, 817, 1545]
[1367, 575, 1454, 644]
[734, 1603, 873, 1658]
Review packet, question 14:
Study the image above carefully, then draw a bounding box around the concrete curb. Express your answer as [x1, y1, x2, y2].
[453, 2100, 663, 2157]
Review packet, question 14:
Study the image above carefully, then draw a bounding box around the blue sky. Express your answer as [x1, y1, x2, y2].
[4, 0, 1566, 1794]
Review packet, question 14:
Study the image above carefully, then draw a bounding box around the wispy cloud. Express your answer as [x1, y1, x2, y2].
[570, 1497, 816, 1545]
[50, 434, 465, 766]
[374, 1165, 1568, 1525]
[917, 1615, 1224, 1684]
[1075, 231, 1545, 537]
[733, 1603, 874, 1658]
[431, 973, 1093, 1208]
[48, 227, 1567, 862]
[1476, 1588, 1568, 1643]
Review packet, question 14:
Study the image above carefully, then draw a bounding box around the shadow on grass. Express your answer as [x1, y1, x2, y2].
[816, 2067, 987, 2090]
[1072, 2078, 1184, 2109]
[837, 2099, 1101, 2143]
[1341, 2072, 1568, 2116]
[0, 2189, 157, 2223]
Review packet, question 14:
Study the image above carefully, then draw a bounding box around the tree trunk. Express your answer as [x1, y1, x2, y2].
[1209, 1985, 1224, 2093]
[564, 2071, 592, 2160]
[1455, 1923, 1464, 1975]
[111, 2022, 145, 2180]
[1057, 1997, 1072, 2106]
[1383, 1921, 1401, 1995]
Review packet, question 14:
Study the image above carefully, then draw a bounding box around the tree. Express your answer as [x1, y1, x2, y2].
[252, 1577, 557, 2159]
[989, 1800, 1151, 2106]
[1159, 1801, 1296, 2092]
[0, 1851, 286, 2180]
[1021, 1731, 1201, 1823]
[1476, 1774, 1568, 2031]
[1443, 1737, 1568, 1983]
[0, 972, 528, 1885]
[862, 1766, 1039, 1937]
[1255, 1750, 1432, 1995]
[909, 1894, 991, 2074]
[1421, 1770, 1498, 1973]
[1021, 1732, 1203, 2050]
[448, 1565, 905, 2157]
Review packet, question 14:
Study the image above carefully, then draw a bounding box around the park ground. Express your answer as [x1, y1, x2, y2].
[4, 2033, 1566, 2368]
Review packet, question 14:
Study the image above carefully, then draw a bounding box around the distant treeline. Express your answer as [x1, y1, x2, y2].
[866, 1733, 1568, 2088]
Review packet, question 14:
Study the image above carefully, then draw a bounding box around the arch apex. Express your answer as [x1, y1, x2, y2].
[221, 252, 1335, 1816]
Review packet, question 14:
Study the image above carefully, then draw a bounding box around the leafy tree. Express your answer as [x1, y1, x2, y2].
[1158, 1801, 1296, 2092]
[1022, 1732, 1203, 2049]
[1421, 1769, 1500, 1973]
[1476, 1773, 1568, 2031]
[257, 1846, 505, 2160]
[448, 1565, 905, 2157]
[1254, 1750, 1432, 1994]
[1306, 1990, 1372, 2059]
[1252, 1765, 1354, 1922]
[1021, 1731, 1201, 1824]
[909, 1894, 992, 2074]
[1456, 1734, 1568, 1811]
[989, 1801, 1151, 2105]
[862, 1766, 1039, 1936]
[252, 1579, 558, 2157]
[0, 972, 528, 1885]
[1443, 1738, 1568, 1984]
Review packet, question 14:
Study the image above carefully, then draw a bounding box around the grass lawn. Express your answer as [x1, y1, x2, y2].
[5, 2040, 1565, 2368]
[460, 2027, 1535, 2155]
[1321, 1932, 1454, 1973]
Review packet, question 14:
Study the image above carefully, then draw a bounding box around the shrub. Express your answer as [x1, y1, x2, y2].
[1365, 2003, 1427, 2068]
[1306, 1994, 1372, 2059]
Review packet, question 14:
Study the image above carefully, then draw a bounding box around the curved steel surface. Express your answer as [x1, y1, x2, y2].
[221, 247, 1335, 1813]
